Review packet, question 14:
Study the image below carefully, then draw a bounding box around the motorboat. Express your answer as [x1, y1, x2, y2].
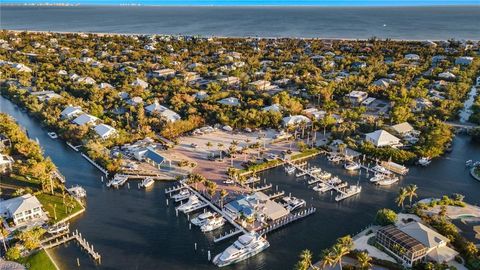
[66, 185, 87, 198]
[318, 171, 332, 180]
[335, 185, 362, 201]
[418, 157, 431, 167]
[47, 222, 69, 234]
[213, 233, 270, 267]
[107, 174, 129, 188]
[375, 176, 399, 186]
[282, 196, 306, 212]
[191, 211, 215, 226]
[369, 173, 386, 183]
[344, 162, 361, 171]
[309, 167, 321, 174]
[313, 182, 332, 193]
[172, 189, 191, 202]
[176, 195, 203, 212]
[201, 216, 225, 232]
[327, 176, 342, 185]
[223, 179, 235, 185]
[245, 176, 260, 184]
[327, 155, 343, 163]
[372, 165, 392, 175]
[140, 177, 154, 188]
[285, 166, 296, 175]
[47, 132, 58, 139]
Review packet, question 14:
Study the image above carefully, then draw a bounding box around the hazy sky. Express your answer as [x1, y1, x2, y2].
[3, 0, 479, 5]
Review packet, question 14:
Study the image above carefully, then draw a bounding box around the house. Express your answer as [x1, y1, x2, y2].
[455, 56, 473, 66]
[218, 76, 240, 85]
[193, 91, 209, 100]
[0, 194, 47, 226]
[150, 68, 176, 79]
[376, 225, 428, 267]
[373, 78, 396, 88]
[414, 98, 433, 112]
[144, 147, 167, 169]
[99, 82, 114, 89]
[390, 122, 415, 136]
[405, 54, 420, 61]
[0, 154, 14, 173]
[365, 130, 402, 148]
[131, 78, 149, 89]
[431, 55, 446, 64]
[60, 106, 82, 119]
[399, 222, 458, 264]
[145, 101, 181, 122]
[262, 104, 282, 113]
[12, 63, 32, 73]
[218, 97, 240, 107]
[224, 192, 289, 222]
[282, 115, 311, 127]
[76, 76, 96, 85]
[248, 80, 273, 91]
[302, 108, 326, 120]
[94, 124, 116, 139]
[127, 96, 144, 106]
[346, 90, 368, 104]
[72, 113, 99, 126]
[438, 72, 456, 80]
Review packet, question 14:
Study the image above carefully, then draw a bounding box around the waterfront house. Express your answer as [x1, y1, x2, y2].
[390, 122, 415, 136]
[376, 225, 428, 267]
[0, 154, 14, 173]
[72, 113, 99, 126]
[60, 106, 82, 119]
[365, 130, 402, 148]
[0, 194, 47, 226]
[144, 147, 168, 169]
[218, 97, 240, 107]
[282, 115, 311, 127]
[346, 90, 368, 104]
[94, 124, 117, 139]
[145, 101, 181, 122]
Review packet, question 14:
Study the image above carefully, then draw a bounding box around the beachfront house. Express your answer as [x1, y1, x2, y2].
[60, 106, 83, 119]
[145, 101, 181, 122]
[0, 194, 47, 226]
[94, 124, 117, 139]
[365, 130, 402, 148]
[346, 90, 368, 104]
[72, 113, 99, 126]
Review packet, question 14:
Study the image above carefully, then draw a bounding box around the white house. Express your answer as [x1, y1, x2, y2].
[405, 54, 420, 61]
[72, 113, 99, 126]
[346, 90, 368, 104]
[248, 80, 272, 91]
[438, 72, 456, 80]
[373, 78, 396, 88]
[0, 194, 46, 226]
[0, 154, 14, 173]
[262, 104, 282, 113]
[193, 91, 209, 100]
[390, 122, 415, 136]
[99, 82, 114, 89]
[94, 124, 117, 139]
[145, 101, 181, 122]
[60, 106, 82, 119]
[76, 76, 96, 85]
[131, 78, 149, 89]
[282, 115, 311, 127]
[218, 97, 240, 107]
[12, 63, 32, 73]
[365, 130, 402, 148]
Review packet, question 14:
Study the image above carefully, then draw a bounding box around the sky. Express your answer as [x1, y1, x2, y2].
[3, 0, 480, 6]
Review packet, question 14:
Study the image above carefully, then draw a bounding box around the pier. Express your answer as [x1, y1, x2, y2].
[257, 207, 316, 235]
[41, 230, 101, 263]
[268, 190, 285, 200]
[252, 183, 272, 192]
[213, 229, 243, 243]
[165, 184, 185, 194]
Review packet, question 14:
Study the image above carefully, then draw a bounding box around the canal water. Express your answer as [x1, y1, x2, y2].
[1, 95, 480, 270]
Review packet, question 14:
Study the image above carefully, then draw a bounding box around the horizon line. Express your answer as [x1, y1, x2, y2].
[2, 3, 480, 7]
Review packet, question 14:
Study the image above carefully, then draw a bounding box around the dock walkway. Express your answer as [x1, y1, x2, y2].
[257, 207, 316, 235]
[41, 230, 101, 263]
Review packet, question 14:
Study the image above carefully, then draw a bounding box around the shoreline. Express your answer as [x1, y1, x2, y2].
[3, 29, 475, 42]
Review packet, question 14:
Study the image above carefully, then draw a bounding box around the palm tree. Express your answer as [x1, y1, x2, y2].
[217, 143, 224, 160]
[330, 244, 350, 270]
[396, 188, 408, 209]
[356, 251, 372, 270]
[405, 184, 418, 207]
[220, 189, 228, 208]
[295, 249, 317, 270]
[320, 249, 335, 269]
[206, 141, 213, 157]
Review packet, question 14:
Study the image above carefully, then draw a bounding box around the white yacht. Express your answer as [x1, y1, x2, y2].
[285, 166, 296, 175]
[369, 173, 386, 183]
[213, 233, 270, 267]
[376, 176, 399, 186]
[282, 196, 306, 212]
[313, 182, 332, 193]
[223, 179, 235, 185]
[107, 174, 129, 188]
[418, 157, 431, 166]
[66, 185, 87, 198]
[372, 165, 392, 175]
[335, 185, 362, 201]
[191, 211, 214, 226]
[140, 177, 154, 188]
[201, 216, 225, 232]
[318, 171, 332, 180]
[176, 195, 203, 212]
[310, 167, 321, 174]
[47, 132, 58, 139]
[344, 162, 361, 171]
[172, 189, 191, 201]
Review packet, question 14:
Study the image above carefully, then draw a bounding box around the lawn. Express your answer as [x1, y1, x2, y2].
[18, 250, 57, 270]
[290, 148, 321, 160]
[36, 193, 84, 223]
[0, 174, 41, 190]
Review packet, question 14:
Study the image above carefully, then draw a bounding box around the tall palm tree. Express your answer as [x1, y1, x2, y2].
[320, 249, 335, 269]
[295, 249, 317, 270]
[330, 244, 350, 270]
[396, 188, 408, 209]
[220, 189, 228, 208]
[406, 184, 418, 207]
[356, 251, 372, 270]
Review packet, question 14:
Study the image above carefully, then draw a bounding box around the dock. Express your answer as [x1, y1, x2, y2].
[257, 207, 316, 235]
[268, 191, 285, 200]
[182, 202, 209, 214]
[213, 229, 243, 243]
[165, 184, 185, 194]
[41, 229, 101, 263]
[51, 170, 66, 184]
[253, 183, 272, 192]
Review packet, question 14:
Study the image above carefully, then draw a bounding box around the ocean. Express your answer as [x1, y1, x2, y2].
[1, 5, 479, 40]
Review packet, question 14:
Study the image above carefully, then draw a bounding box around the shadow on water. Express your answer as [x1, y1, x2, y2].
[1, 95, 479, 270]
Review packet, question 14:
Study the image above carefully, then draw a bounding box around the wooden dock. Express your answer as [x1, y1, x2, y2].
[257, 207, 316, 235]
[213, 229, 243, 243]
[41, 230, 101, 263]
[165, 184, 185, 194]
[268, 191, 285, 200]
[253, 183, 272, 192]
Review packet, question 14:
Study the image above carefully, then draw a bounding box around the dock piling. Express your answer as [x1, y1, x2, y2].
[208, 250, 211, 261]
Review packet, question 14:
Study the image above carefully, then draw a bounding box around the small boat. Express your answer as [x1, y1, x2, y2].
[47, 222, 69, 234]
[223, 179, 235, 185]
[140, 177, 154, 188]
[285, 166, 296, 175]
[372, 165, 392, 175]
[191, 211, 214, 226]
[245, 176, 260, 184]
[213, 233, 270, 267]
[66, 185, 87, 198]
[418, 157, 431, 167]
[107, 174, 129, 188]
[47, 132, 58, 139]
[344, 162, 361, 171]
[177, 195, 203, 212]
[201, 216, 225, 232]
[172, 189, 191, 201]
[376, 176, 399, 186]
[335, 185, 362, 201]
[313, 182, 332, 193]
[282, 196, 306, 212]
[309, 167, 321, 174]
[466, 160, 473, 167]
[327, 155, 342, 163]
[318, 171, 332, 180]
[369, 173, 386, 183]
[327, 176, 342, 185]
